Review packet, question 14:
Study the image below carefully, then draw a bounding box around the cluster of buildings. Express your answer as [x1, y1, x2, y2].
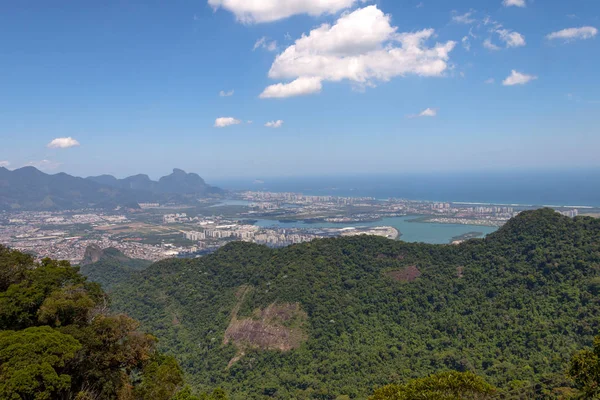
[241, 191, 375, 205]
[0, 211, 175, 263]
[0, 193, 590, 265]
[163, 213, 191, 223]
[182, 220, 321, 248]
[560, 209, 579, 218]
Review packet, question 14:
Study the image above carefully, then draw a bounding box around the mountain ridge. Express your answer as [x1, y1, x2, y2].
[111, 209, 600, 398]
[0, 167, 224, 210]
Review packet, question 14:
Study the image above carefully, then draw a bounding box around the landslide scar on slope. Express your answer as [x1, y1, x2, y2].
[224, 285, 308, 367]
[385, 265, 422, 282]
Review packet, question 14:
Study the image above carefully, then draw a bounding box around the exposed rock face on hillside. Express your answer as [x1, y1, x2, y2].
[81, 244, 104, 265]
[223, 286, 308, 366]
[385, 265, 422, 282]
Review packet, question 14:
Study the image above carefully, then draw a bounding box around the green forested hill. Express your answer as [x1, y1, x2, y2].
[110, 209, 600, 399]
[0, 246, 200, 400]
[79, 245, 152, 291]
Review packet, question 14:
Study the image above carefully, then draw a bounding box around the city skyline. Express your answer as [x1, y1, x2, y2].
[1, 0, 599, 178]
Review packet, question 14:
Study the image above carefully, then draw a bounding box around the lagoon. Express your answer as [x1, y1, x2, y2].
[253, 216, 498, 244]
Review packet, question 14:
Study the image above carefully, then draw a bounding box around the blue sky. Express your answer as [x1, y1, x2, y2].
[0, 0, 599, 180]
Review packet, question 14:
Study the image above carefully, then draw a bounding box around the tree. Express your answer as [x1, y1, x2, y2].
[369, 371, 496, 400]
[568, 336, 600, 398]
[134, 355, 184, 400]
[171, 386, 201, 400]
[0, 247, 195, 400]
[0, 326, 82, 400]
[61, 314, 156, 398]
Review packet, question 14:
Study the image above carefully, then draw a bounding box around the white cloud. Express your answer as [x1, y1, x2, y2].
[265, 120, 284, 128]
[26, 159, 61, 170]
[260, 77, 323, 99]
[484, 29, 525, 50]
[497, 29, 526, 47]
[503, 70, 537, 86]
[253, 36, 278, 51]
[452, 11, 476, 24]
[261, 6, 456, 98]
[0, 161, 9, 168]
[462, 36, 471, 51]
[485, 78, 495, 84]
[503, 0, 525, 7]
[219, 89, 234, 97]
[47, 137, 80, 149]
[419, 108, 437, 117]
[208, 0, 359, 24]
[483, 39, 501, 51]
[547, 26, 598, 41]
[214, 117, 242, 127]
[408, 108, 437, 118]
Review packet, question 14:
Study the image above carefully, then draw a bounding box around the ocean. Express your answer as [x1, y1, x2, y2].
[213, 169, 600, 207]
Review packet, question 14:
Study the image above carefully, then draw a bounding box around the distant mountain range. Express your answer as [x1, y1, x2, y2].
[0, 167, 224, 210]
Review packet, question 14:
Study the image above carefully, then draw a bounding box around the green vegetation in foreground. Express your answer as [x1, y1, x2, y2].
[110, 209, 600, 399]
[369, 371, 496, 399]
[0, 245, 228, 400]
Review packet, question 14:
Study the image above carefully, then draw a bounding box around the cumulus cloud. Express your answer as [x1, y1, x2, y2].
[260, 77, 323, 99]
[0, 161, 9, 168]
[547, 26, 598, 41]
[265, 120, 284, 128]
[253, 37, 278, 51]
[208, 0, 359, 24]
[214, 117, 242, 127]
[503, 70, 537, 86]
[452, 11, 476, 24]
[497, 29, 526, 47]
[219, 89, 234, 97]
[47, 137, 80, 149]
[260, 6, 456, 98]
[503, 0, 525, 7]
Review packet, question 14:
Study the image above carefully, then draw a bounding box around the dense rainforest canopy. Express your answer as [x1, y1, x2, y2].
[3, 209, 600, 399]
[107, 209, 600, 399]
[0, 245, 227, 400]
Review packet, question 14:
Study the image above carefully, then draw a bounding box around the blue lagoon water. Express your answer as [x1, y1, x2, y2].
[254, 216, 498, 244]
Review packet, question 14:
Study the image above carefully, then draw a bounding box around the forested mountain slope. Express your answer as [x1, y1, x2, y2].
[111, 209, 600, 399]
[79, 245, 152, 290]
